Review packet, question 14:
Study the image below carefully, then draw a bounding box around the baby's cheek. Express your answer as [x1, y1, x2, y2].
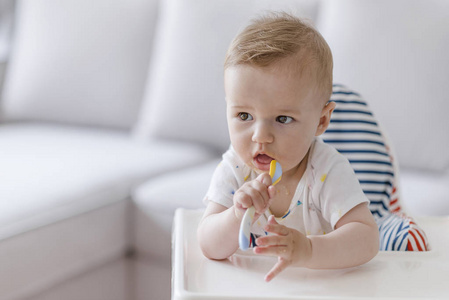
[285, 142, 311, 163]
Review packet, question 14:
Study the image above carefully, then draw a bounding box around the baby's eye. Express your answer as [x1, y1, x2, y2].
[238, 112, 253, 121]
[276, 116, 293, 124]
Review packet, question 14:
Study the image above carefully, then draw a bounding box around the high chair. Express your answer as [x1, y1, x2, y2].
[172, 85, 448, 299]
[172, 208, 449, 299]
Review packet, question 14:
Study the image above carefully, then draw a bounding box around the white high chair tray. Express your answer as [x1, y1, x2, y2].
[172, 209, 449, 300]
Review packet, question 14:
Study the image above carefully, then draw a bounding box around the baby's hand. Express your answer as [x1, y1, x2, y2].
[233, 173, 275, 220]
[254, 215, 312, 282]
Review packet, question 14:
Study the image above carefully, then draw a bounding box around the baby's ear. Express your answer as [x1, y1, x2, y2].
[315, 101, 336, 136]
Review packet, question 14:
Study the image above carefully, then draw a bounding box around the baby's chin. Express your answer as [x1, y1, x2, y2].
[253, 168, 263, 175]
[250, 165, 269, 176]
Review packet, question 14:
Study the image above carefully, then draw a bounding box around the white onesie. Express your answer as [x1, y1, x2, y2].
[204, 138, 369, 244]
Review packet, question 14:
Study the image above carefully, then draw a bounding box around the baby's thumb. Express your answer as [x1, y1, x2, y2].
[268, 214, 278, 225]
[268, 185, 276, 199]
[257, 173, 272, 187]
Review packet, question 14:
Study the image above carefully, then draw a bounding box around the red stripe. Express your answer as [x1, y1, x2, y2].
[408, 230, 423, 251]
[392, 207, 401, 213]
[390, 198, 398, 205]
[414, 228, 428, 251]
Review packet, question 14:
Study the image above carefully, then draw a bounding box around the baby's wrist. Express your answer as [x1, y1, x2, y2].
[302, 236, 315, 269]
[232, 205, 244, 222]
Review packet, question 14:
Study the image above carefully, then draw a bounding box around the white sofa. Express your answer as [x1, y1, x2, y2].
[0, 1, 448, 299]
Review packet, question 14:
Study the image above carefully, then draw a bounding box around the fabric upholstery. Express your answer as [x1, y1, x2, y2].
[0, 123, 215, 240]
[323, 85, 429, 251]
[1, 0, 158, 129]
[133, 0, 320, 152]
[317, 0, 449, 172]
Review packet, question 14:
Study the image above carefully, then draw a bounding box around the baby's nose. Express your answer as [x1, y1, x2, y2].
[252, 121, 274, 144]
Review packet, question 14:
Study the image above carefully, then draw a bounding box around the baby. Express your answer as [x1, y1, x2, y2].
[197, 12, 379, 282]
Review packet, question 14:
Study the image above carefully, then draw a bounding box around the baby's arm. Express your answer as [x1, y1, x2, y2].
[198, 173, 274, 260]
[197, 201, 241, 259]
[306, 202, 379, 268]
[255, 203, 378, 281]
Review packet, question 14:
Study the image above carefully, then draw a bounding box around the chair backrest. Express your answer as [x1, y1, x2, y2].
[322, 84, 400, 219]
[323, 84, 429, 251]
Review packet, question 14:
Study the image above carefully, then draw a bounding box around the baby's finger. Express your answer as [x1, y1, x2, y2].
[255, 234, 286, 247]
[268, 185, 276, 199]
[246, 189, 266, 213]
[249, 181, 270, 213]
[236, 183, 263, 206]
[265, 222, 290, 236]
[256, 173, 272, 187]
[267, 214, 279, 225]
[253, 244, 289, 257]
[234, 190, 253, 209]
[264, 258, 290, 282]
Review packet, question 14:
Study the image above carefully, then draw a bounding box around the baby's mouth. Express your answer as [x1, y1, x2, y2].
[253, 154, 274, 171]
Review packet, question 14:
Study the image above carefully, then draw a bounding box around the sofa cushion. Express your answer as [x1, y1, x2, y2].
[400, 170, 449, 217]
[0, 0, 14, 62]
[132, 160, 219, 259]
[31, 257, 130, 300]
[317, 0, 449, 172]
[1, 0, 158, 129]
[0, 124, 216, 241]
[133, 0, 320, 152]
[0, 201, 128, 300]
[0, 123, 215, 299]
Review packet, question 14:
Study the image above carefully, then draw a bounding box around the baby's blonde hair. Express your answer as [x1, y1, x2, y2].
[224, 12, 333, 102]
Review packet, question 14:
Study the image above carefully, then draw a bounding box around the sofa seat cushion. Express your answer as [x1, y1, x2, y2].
[400, 170, 449, 217]
[132, 160, 220, 260]
[0, 201, 128, 300]
[0, 123, 215, 299]
[0, 123, 216, 240]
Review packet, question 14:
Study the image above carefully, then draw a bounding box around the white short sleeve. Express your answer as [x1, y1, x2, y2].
[320, 158, 369, 228]
[308, 139, 369, 230]
[203, 147, 254, 208]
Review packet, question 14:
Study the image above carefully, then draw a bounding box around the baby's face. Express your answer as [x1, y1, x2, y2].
[225, 64, 325, 178]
